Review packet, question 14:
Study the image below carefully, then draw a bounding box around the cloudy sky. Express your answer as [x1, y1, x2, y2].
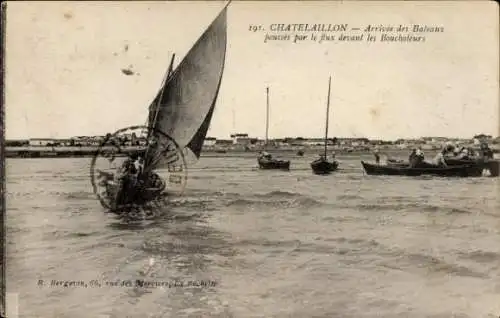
[5, 1, 499, 140]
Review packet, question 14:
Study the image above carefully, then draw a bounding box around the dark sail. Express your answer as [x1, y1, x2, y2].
[147, 54, 176, 135]
[144, 6, 227, 171]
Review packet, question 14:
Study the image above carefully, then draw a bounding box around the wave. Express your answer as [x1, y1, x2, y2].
[254, 190, 301, 199]
[173, 189, 329, 210]
[225, 195, 324, 210]
[356, 202, 472, 214]
[457, 250, 500, 263]
[65, 191, 96, 200]
[401, 252, 488, 278]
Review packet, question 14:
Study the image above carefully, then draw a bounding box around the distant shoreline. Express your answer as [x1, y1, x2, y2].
[4, 145, 499, 159]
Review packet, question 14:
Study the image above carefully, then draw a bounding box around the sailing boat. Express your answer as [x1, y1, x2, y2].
[257, 87, 291, 170]
[104, 4, 228, 210]
[310, 76, 339, 175]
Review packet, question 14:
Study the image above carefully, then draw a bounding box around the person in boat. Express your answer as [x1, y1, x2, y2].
[409, 148, 418, 167]
[443, 142, 453, 154]
[416, 147, 425, 162]
[259, 151, 272, 160]
[114, 155, 139, 205]
[433, 149, 448, 167]
[480, 142, 494, 159]
[416, 147, 424, 158]
[410, 147, 425, 168]
[134, 155, 144, 177]
[373, 148, 380, 164]
[456, 147, 470, 160]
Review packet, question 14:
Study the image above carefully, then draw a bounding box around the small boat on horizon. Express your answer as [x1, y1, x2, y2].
[310, 76, 339, 175]
[257, 87, 291, 171]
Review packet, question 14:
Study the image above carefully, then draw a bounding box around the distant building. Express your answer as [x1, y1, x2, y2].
[204, 137, 217, 147]
[51, 139, 74, 147]
[29, 138, 55, 146]
[5, 139, 29, 147]
[230, 133, 251, 145]
[302, 138, 324, 146]
[215, 139, 233, 146]
[337, 138, 370, 147]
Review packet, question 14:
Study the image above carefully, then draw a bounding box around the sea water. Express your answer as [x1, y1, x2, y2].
[5, 155, 500, 317]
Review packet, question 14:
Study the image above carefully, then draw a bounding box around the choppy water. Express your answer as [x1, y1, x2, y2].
[5, 154, 500, 318]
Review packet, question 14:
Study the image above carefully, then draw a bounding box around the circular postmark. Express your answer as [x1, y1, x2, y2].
[90, 125, 188, 211]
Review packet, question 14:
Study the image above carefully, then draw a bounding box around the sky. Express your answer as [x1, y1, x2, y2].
[4, 1, 499, 140]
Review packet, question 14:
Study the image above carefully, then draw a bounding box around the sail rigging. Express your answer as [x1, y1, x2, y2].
[143, 5, 228, 172]
[147, 54, 176, 136]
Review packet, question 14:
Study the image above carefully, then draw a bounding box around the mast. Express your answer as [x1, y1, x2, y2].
[143, 1, 229, 173]
[151, 53, 175, 134]
[144, 53, 175, 168]
[232, 109, 236, 131]
[324, 76, 332, 157]
[265, 87, 270, 148]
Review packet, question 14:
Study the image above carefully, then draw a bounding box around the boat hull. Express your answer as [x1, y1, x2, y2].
[445, 158, 499, 177]
[311, 159, 338, 175]
[486, 160, 500, 177]
[258, 158, 290, 170]
[361, 161, 484, 177]
[104, 174, 166, 212]
[386, 157, 499, 177]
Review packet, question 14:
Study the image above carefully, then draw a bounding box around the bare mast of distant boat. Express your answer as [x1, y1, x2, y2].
[323, 76, 332, 158]
[265, 86, 270, 150]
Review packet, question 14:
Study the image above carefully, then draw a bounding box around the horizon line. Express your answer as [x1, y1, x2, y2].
[5, 134, 499, 142]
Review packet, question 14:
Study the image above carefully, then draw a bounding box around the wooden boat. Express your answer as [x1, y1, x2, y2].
[310, 76, 339, 175]
[311, 157, 339, 175]
[258, 156, 291, 170]
[102, 171, 166, 211]
[257, 87, 291, 170]
[361, 160, 484, 177]
[386, 156, 499, 177]
[445, 157, 499, 177]
[101, 4, 228, 210]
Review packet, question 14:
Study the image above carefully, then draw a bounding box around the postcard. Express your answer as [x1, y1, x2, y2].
[2, 1, 499, 317]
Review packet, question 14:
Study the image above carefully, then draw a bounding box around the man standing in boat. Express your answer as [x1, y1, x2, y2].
[134, 155, 144, 177]
[456, 147, 472, 160]
[478, 142, 492, 159]
[409, 149, 417, 167]
[415, 147, 424, 158]
[433, 149, 448, 167]
[113, 154, 138, 206]
[373, 148, 380, 164]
